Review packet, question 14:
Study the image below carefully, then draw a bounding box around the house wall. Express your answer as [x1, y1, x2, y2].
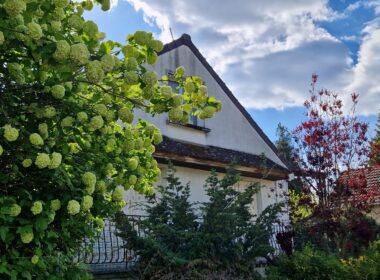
[134, 44, 287, 169]
[123, 164, 289, 221]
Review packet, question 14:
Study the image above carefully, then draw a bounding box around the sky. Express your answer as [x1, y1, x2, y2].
[85, 0, 379, 142]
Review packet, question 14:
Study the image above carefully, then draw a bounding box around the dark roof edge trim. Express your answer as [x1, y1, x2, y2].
[159, 34, 292, 171]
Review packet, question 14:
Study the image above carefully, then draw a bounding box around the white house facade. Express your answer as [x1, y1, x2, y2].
[124, 34, 290, 219]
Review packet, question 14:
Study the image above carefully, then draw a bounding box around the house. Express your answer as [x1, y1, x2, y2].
[339, 167, 380, 223]
[85, 34, 291, 274]
[124, 34, 291, 219]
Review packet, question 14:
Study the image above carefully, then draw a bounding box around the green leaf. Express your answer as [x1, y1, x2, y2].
[0, 226, 9, 242]
[99, 40, 114, 54]
[10, 270, 18, 280]
[35, 217, 49, 231]
[0, 261, 9, 274]
[21, 271, 32, 280]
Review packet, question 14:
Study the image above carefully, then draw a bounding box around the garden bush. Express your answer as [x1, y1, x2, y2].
[266, 246, 351, 280]
[115, 164, 283, 279]
[345, 240, 380, 280]
[267, 241, 380, 280]
[290, 208, 380, 258]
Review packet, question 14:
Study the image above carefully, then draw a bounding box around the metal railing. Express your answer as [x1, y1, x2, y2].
[270, 220, 292, 255]
[79, 215, 291, 273]
[79, 215, 144, 273]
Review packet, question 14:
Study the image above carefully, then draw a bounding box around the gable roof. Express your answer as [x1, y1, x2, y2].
[158, 34, 291, 172]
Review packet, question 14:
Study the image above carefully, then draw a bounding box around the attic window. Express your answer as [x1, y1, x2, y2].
[165, 69, 207, 129]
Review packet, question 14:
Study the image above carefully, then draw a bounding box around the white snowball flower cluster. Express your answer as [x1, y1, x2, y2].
[67, 200, 80, 215]
[124, 71, 138, 85]
[81, 195, 93, 211]
[86, 60, 104, 83]
[83, 20, 98, 37]
[142, 71, 157, 86]
[168, 107, 183, 122]
[128, 157, 139, 171]
[61, 116, 74, 128]
[3, 125, 19, 142]
[50, 199, 61, 211]
[153, 131, 163, 144]
[89, 115, 104, 131]
[53, 40, 70, 62]
[70, 43, 90, 65]
[49, 152, 62, 169]
[112, 187, 124, 202]
[4, 0, 26, 17]
[160, 86, 172, 98]
[43, 106, 57, 118]
[93, 104, 108, 117]
[133, 31, 150, 45]
[29, 133, 44, 146]
[8, 204, 22, 217]
[68, 14, 83, 29]
[53, 0, 69, 8]
[38, 123, 48, 139]
[27, 22, 43, 40]
[31, 201, 43, 215]
[31, 255, 39, 265]
[172, 94, 183, 107]
[199, 106, 217, 119]
[101, 54, 115, 73]
[175, 66, 185, 77]
[123, 57, 138, 71]
[22, 159, 33, 168]
[20, 230, 34, 244]
[82, 172, 96, 189]
[184, 81, 195, 93]
[35, 153, 50, 169]
[77, 112, 88, 123]
[51, 21, 62, 31]
[118, 107, 133, 123]
[51, 85, 65, 99]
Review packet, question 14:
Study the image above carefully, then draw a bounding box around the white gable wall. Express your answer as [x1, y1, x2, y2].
[124, 163, 289, 221]
[134, 45, 286, 168]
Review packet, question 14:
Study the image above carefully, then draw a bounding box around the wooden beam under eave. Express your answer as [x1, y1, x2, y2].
[154, 151, 289, 181]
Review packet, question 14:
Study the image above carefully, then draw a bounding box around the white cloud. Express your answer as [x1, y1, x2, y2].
[340, 35, 359, 41]
[345, 22, 380, 115]
[118, 0, 379, 116]
[110, 0, 119, 10]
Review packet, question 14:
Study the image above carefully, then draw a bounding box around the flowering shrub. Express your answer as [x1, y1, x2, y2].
[0, 0, 221, 278]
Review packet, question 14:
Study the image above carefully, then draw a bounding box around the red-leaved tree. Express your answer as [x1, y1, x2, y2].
[291, 74, 379, 256]
[293, 74, 372, 211]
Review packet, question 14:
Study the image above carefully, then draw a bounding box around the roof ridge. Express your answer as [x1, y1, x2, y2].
[158, 34, 292, 171]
